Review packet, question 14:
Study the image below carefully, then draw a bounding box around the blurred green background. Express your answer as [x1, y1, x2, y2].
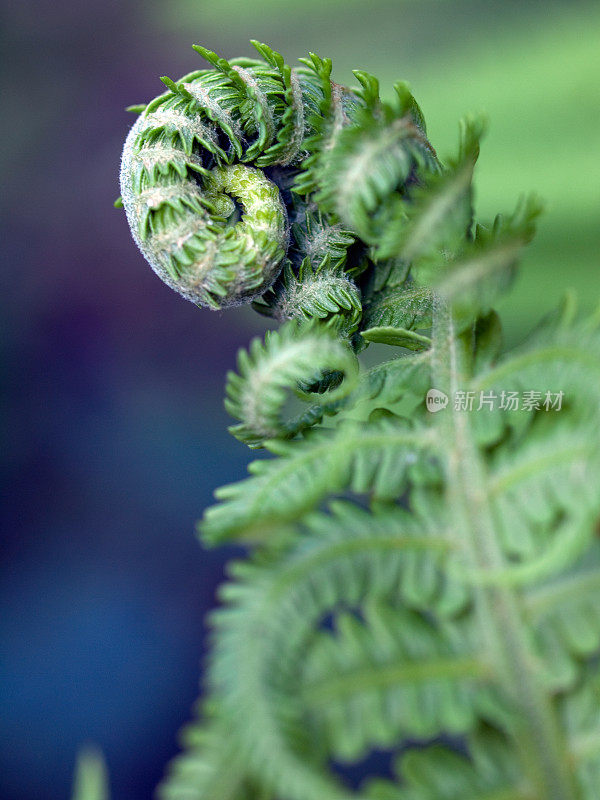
[1, 2, 598, 799]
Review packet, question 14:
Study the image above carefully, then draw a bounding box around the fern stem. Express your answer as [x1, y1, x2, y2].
[303, 656, 488, 705]
[431, 297, 578, 800]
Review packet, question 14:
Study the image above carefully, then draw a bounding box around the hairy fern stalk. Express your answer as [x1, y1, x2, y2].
[115, 42, 600, 800]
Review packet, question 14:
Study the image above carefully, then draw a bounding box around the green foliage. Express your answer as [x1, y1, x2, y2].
[224, 321, 359, 447]
[71, 749, 109, 800]
[116, 42, 600, 800]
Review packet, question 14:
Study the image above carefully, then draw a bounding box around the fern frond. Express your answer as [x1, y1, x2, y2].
[292, 52, 352, 199]
[312, 104, 439, 246]
[289, 201, 359, 271]
[119, 42, 600, 800]
[156, 715, 255, 800]
[119, 44, 341, 309]
[560, 667, 600, 800]
[486, 423, 599, 563]
[429, 298, 598, 799]
[361, 281, 433, 332]
[225, 321, 359, 447]
[420, 194, 543, 328]
[200, 418, 436, 544]
[464, 318, 600, 591]
[365, 730, 526, 800]
[373, 115, 484, 262]
[342, 351, 433, 422]
[250, 40, 307, 167]
[254, 257, 362, 336]
[360, 326, 432, 351]
[205, 503, 472, 800]
[71, 748, 109, 800]
[302, 601, 486, 761]
[524, 542, 600, 689]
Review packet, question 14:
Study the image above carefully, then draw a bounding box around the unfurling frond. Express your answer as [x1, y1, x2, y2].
[117, 41, 600, 800]
[224, 321, 359, 447]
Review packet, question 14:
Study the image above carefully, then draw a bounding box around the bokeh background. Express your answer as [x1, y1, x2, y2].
[1, 1, 598, 797]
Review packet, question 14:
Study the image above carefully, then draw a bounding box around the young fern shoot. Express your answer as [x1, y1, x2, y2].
[115, 41, 600, 800]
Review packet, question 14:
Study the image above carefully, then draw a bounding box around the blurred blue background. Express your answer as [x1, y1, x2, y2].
[1, 1, 598, 798]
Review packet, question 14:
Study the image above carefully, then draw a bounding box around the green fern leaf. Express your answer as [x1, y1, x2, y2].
[312, 104, 439, 245]
[71, 749, 109, 800]
[365, 730, 526, 800]
[524, 542, 600, 689]
[225, 321, 359, 447]
[374, 115, 484, 261]
[361, 282, 433, 332]
[200, 418, 435, 544]
[360, 326, 432, 351]
[118, 42, 600, 800]
[156, 715, 257, 800]
[560, 667, 600, 800]
[302, 601, 486, 761]
[421, 195, 543, 328]
[205, 503, 471, 800]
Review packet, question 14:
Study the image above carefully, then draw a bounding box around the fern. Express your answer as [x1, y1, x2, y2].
[112, 42, 600, 800]
[71, 749, 109, 800]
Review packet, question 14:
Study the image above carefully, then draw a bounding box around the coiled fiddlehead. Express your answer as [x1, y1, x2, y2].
[120, 44, 342, 307]
[118, 42, 438, 313]
[225, 321, 359, 448]
[118, 41, 442, 445]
